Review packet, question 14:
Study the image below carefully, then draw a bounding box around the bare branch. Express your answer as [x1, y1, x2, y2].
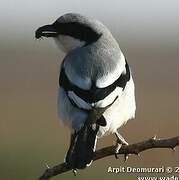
[38, 135, 179, 180]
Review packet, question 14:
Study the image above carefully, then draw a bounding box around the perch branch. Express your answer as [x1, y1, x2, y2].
[38, 135, 179, 180]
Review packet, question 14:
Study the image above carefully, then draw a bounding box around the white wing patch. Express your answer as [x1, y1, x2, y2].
[94, 87, 123, 108]
[67, 85, 123, 110]
[68, 91, 92, 110]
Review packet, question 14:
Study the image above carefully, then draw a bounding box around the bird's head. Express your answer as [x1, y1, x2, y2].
[35, 13, 102, 53]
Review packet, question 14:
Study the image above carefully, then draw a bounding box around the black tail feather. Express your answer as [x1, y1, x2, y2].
[65, 122, 99, 169]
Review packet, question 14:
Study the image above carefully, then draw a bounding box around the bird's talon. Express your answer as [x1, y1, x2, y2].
[124, 154, 129, 162]
[171, 147, 176, 152]
[115, 143, 122, 159]
[115, 153, 119, 159]
[45, 162, 50, 169]
[73, 169, 77, 176]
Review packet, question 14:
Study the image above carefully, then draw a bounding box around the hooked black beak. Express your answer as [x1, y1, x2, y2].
[35, 24, 59, 39]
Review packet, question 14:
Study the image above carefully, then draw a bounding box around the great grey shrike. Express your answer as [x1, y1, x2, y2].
[35, 13, 136, 171]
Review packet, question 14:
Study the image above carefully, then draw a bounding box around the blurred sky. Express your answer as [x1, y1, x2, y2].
[0, 0, 179, 44]
[1, 1, 179, 180]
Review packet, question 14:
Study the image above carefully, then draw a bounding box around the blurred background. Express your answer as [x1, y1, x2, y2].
[1, 0, 179, 179]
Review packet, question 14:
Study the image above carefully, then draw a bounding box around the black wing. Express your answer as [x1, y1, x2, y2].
[59, 60, 130, 104]
[59, 60, 131, 169]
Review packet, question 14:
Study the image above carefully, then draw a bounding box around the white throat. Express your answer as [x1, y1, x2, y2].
[54, 35, 85, 53]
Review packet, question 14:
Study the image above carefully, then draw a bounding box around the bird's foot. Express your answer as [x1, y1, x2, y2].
[115, 143, 122, 159]
[115, 142, 129, 161]
[72, 169, 77, 176]
[114, 132, 129, 161]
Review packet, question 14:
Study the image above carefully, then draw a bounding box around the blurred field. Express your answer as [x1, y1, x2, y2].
[1, 1, 179, 179]
[1, 36, 179, 180]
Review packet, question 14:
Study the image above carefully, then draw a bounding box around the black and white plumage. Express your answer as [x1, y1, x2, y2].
[35, 13, 136, 170]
